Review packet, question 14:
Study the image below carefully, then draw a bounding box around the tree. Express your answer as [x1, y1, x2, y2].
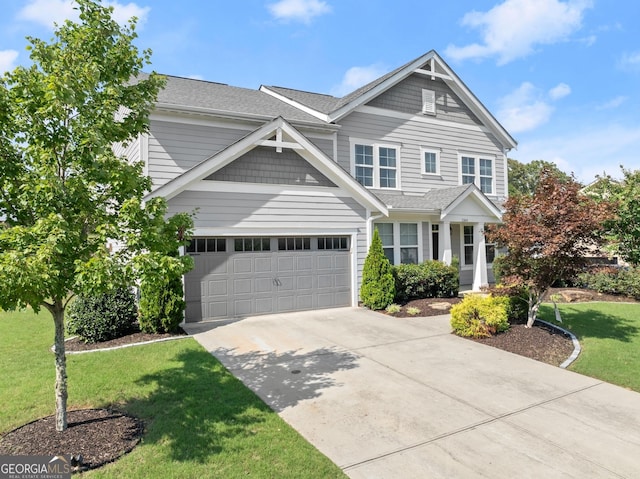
[360, 229, 395, 310]
[508, 158, 573, 197]
[591, 168, 640, 266]
[0, 0, 193, 431]
[486, 168, 612, 327]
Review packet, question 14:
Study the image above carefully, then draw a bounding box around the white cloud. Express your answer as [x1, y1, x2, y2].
[17, 0, 150, 29]
[619, 51, 640, 70]
[330, 64, 387, 97]
[0, 50, 19, 74]
[497, 82, 554, 133]
[549, 82, 571, 100]
[445, 0, 593, 64]
[515, 124, 640, 182]
[267, 0, 331, 24]
[596, 96, 627, 110]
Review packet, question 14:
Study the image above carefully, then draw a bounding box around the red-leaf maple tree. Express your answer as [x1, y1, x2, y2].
[486, 168, 613, 327]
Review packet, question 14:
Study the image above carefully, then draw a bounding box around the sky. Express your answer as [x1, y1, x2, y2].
[1, 0, 640, 183]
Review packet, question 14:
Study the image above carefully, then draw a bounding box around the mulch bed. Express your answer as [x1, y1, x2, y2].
[64, 329, 186, 352]
[0, 409, 143, 472]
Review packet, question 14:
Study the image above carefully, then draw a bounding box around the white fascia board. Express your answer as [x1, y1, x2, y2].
[193, 226, 360, 237]
[328, 52, 438, 123]
[259, 86, 331, 123]
[441, 186, 502, 220]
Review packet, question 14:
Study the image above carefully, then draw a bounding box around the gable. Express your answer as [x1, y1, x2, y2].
[206, 146, 337, 187]
[366, 72, 484, 127]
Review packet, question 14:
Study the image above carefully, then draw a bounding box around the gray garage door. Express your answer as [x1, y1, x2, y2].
[184, 236, 351, 321]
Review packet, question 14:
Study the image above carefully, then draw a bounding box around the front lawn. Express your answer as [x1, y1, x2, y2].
[0, 309, 346, 478]
[539, 302, 640, 392]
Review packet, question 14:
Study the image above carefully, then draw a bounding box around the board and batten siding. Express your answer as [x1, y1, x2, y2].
[167, 189, 369, 292]
[336, 110, 507, 198]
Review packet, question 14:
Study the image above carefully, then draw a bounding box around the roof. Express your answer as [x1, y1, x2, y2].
[373, 185, 473, 212]
[150, 74, 331, 127]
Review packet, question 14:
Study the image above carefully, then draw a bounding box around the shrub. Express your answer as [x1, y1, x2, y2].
[360, 229, 395, 310]
[406, 306, 421, 316]
[450, 294, 510, 338]
[385, 304, 402, 314]
[393, 260, 459, 302]
[577, 266, 640, 300]
[485, 284, 529, 324]
[67, 288, 138, 343]
[139, 273, 185, 333]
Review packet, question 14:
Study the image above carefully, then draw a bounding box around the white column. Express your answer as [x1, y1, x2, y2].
[472, 222, 488, 291]
[440, 221, 452, 265]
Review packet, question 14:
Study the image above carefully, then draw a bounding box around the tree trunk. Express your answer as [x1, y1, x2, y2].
[51, 301, 68, 432]
[526, 291, 544, 328]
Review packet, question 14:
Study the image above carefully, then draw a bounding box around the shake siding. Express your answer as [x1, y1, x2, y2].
[367, 73, 483, 126]
[147, 120, 252, 188]
[167, 189, 369, 291]
[336, 111, 506, 198]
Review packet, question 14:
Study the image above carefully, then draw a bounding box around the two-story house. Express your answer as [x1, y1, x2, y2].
[129, 50, 516, 322]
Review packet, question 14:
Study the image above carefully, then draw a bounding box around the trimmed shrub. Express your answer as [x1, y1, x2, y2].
[576, 266, 640, 300]
[485, 284, 529, 324]
[138, 273, 185, 334]
[393, 260, 459, 302]
[450, 294, 510, 338]
[360, 229, 395, 310]
[67, 288, 138, 343]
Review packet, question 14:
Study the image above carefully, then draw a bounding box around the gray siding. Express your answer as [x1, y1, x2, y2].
[336, 111, 507, 198]
[206, 146, 336, 187]
[367, 73, 483, 126]
[148, 120, 252, 188]
[168, 189, 369, 292]
[310, 137, 335, 160]
[112, 135, 140, 164]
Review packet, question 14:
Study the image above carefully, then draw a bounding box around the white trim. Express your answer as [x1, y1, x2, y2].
[192, 227, 359, 237]
[422, 88, 436, 115]
[259, 86, 331, 123]
[373, 220, 422, 265]
[414, 68, 451, 81]
[140, 133, 149, 177]
[441, 186, 503, 222]
[457, 152, 497, 196]
[349, 137, 402, 190]
[187, 179, 348, 197]
[420, 146, 441, 176]
[460, 224, 474, 270]
[357, 105, 492, 135]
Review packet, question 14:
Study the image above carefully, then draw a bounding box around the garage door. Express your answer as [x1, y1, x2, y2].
[184, 236, 351, 321]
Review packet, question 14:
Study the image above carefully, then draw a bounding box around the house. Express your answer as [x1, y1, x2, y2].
[125, 50, 517, 322]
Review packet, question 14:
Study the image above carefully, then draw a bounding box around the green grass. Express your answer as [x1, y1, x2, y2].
[0, 309, 346, 478]
[539, 302, 640, 392]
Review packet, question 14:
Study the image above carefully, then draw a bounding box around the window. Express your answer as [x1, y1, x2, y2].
[422, 148, 440, 175]
[422, 89, 436, 115]
[354, 144, 373, 187]
[318, 237, 349, 250]
[234, 237, 270, 252]
[400, 223, 418, 264]
[460, 154, 495, 194]
[375, 222, 420, 265]
[186, 237, 226, 253]
[376, 223, 395, 264]
[463, 226, 474, 265]
[352, 141, 400, 189]
[278, 237, 310, 251]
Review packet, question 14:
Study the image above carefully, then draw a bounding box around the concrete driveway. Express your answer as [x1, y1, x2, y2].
[183, 308, 640, 478]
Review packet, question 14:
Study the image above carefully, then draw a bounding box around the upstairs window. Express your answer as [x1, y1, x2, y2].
[352, 140, 400, 189]
[460, 154, 495, 194]
[422, 148, 440, 175]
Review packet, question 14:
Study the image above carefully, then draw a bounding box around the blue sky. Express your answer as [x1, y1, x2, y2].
[2, 0, 639, 183]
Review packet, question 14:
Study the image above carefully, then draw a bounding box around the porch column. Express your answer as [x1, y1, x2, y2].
[472, 222, 488, 291]
[439, 221, 452, 265]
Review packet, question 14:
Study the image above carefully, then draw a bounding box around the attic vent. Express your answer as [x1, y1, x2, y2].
[422, 89, 436, 115]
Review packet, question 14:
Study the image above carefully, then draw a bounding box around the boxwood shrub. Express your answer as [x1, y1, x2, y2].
[67, 288, 138, 343]
[450, 294, 510, 338]
[393, 260, 459, 302]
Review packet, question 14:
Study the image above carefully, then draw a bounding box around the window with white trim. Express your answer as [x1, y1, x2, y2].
[422, 89, 436, 115]
[352, 140, 399, 189]
[422, 148, 440, 175]
[375, 222, 420, 265]
[463, 226, 474, 266]
[460, 154, 495, 194]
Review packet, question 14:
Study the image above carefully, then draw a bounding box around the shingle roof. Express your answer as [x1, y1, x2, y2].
[373, 185, 473, 211]
[151, 74, 330, 126]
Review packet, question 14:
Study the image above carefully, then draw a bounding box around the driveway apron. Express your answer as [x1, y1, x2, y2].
[183, 308, 640, 478]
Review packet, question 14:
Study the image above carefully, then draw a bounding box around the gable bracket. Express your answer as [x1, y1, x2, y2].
[414, 68, 451, 81]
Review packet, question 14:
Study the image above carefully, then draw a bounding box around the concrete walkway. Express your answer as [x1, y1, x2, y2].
[183, 308, 640, 478]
